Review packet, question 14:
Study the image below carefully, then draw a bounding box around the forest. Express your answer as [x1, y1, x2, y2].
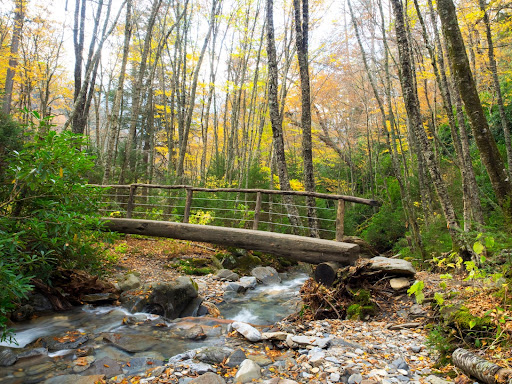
[0, 0, 512, 367]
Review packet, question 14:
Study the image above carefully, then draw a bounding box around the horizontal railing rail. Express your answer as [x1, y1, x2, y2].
[90, 183, 381, 241]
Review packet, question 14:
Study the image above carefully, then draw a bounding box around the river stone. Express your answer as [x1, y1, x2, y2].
[239, 276, 257, 290]
[17, 348, 48, 360]
[251, 266, 281, 285]
[235, 359, 261, 383]
[196, 346, 233, 364]
[424, 375, 452, 384]
[26, 361, 55, 375]
[232, 321, 262, 342]
[103, 333, 159, 353]
[179, 325, 207, 340]
[123, 357, 164, 375]
[226, 348, 247, 367]
[81, 292, 119, 303]
[0, 348, 17, 366]
[87, 357, 123, 377]
[118, 273, 141, 292]
[216, 269, 239, 281]
[189, 372, 226, 384]
[390, 277, 411, 290]
[26, 292, 53, 312]
[72, 356, 95, 373]
[225, 282, 246, 293]
[262, 331, 289, 341]
[43, 374, 106, 384]
[348, 373, 363, 384]
[368, 257, 416, 276]
[42, 332, 89, 351]
[180, 296, 204, 317]
[121, 277, 198, 319]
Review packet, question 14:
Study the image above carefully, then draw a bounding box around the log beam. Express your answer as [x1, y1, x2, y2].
[103, 218, 360, 265]
[452, 348, 512, 384]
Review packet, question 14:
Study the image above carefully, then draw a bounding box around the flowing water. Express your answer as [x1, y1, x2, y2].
[0, 273, 308, 383]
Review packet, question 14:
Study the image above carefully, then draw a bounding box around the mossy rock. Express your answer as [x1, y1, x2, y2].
[233, 254, 262, 274]
[451, 307, 493, 330]
[346, 303, 376, 320]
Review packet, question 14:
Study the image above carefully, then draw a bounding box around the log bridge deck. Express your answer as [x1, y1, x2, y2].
[103, 218, 360, 265]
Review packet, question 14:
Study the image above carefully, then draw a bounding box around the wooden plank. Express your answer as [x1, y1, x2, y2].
[253, 191, 262, 230]
[103, 218, 360, 265]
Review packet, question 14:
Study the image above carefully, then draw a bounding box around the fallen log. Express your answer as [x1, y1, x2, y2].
[314, 262, 340, 287]
[102, 218, 359, 265]
[452, 348, 512, 384]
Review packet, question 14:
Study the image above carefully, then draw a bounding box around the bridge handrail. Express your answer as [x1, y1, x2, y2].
[88, 183, 381, 207]
[89, 183, 381, 241]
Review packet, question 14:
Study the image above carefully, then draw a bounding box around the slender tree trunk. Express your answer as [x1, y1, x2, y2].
[266, 0, 301, 234]
[391, 0, 466, 253]
[2, 0, 25, 114]
[479, 0, 512, 180]
[437, 0, 512, 220]
[293, 0, 318, 237]
[103, 0, 132, 184]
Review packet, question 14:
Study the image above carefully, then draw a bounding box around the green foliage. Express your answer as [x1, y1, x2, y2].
[173, 259, 213, 275]
[407, 280, 425, 304]
[360, 202, 406, 252]
[0, 122, 111, 341]
[426, 325, 454, 364]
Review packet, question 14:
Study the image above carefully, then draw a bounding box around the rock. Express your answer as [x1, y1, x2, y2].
[10, 304, 35, 321]
[235, 359, 261, 383]
[251, 266, 281, 285]
[262, 331, 289, 341]
[196, 347, 233, 364]
[180, 325, 207, 340]
[121, 277, 198, 319]
[189, 372, 226, 384]
[103, 333, 159, 353]
[17, 348, 48, 360]
[409, 304, 427, 318]
[199, 301, 221, 318]
[0, 348, 17, 366]
[348, 373, 363, 384]
[391, 358, 410, 371]
[216, 269, 239, 281]
[118, 273, 141, 292]
[290, 335, 331, 348]
[180, 296, 204, 317]
[43, 374, 106, 384]
[26, 361, 56, 375]
[390, 278, 411, 290]
[185, 360, 215, 374]
[72, 356, 95, 373]
[248, 354, 272, 366]
[239, 276, 257, 290]
[226, 348, 247, 368]
[225, 283, 246, 293]
[87, 357, 123, 377]
[232, 321, 262, 342]
[424, 375, 452, 384]
[342, 236, 378, 258]
[123, 357, 164, 375]
[81, 292, 119, 303]
[42, 331, 88, 351]
[26, 292, 53, 312]
[369, 257, 416, 276]
[308, 350, 325, 367]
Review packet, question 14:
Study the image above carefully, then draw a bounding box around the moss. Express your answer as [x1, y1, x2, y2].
[452, 307, 492, 329]
[173, 259, 213, 276]
[346, 303, 376, 320]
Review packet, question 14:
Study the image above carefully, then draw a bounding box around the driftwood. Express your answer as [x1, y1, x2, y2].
[31, 278, 73, 311]
[452, 348, 512, 384]
[314, 262, 340, 287]
[103, 218, 360, 265]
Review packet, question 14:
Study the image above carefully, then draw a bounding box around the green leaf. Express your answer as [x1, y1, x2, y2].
[473, 241, 485, 255]
[440, 274, 453, 279]
[434, 292, 444, 305]
[469, 319, 477, 329]
[480, 255, 486, 264]
[485, 237, 495, 249]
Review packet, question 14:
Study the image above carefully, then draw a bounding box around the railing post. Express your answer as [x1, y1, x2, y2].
[183, 188, 193, 223]
[126, 184, 137, 219]
[336, 198, 345, 241]
[253, 192, 262, 230]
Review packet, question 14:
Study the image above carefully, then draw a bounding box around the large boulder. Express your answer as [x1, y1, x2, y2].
[120, 276, 199, 319]
[251, 266, 281, 285]
[368, 256, 416, 276]
[118, 273, 141, 292]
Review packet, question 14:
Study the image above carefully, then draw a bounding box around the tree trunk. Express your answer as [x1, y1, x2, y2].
[103, 0, 132, 184]
[390, 0, 465, 251]
[452, 348, 512, 384]
[479, 0, 512, 180]
[293, 0, 318, 238]
[266, 0, 301, 234]
[2, 0, 25, 115]
[437, 0, 512, 219]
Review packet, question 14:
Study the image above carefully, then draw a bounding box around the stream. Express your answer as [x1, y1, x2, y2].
[0, 273, 308, 383]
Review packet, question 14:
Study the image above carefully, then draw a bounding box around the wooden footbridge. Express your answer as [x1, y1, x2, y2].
[95, 184, 381, 266]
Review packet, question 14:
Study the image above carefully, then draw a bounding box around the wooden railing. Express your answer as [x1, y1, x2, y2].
[92, 184, 381, 240]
